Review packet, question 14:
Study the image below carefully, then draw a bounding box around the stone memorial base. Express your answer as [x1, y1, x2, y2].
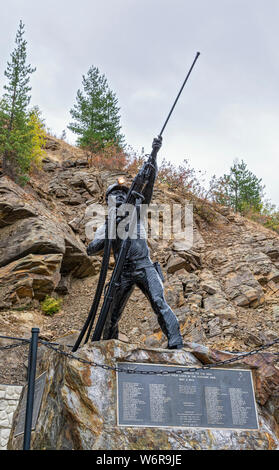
[8, 337, 279, 450]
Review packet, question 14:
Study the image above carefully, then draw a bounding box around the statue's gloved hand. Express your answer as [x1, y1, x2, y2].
[152, 135, 162, 154]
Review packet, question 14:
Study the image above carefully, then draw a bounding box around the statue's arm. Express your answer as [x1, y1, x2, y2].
[87, 223, 106, 255]
[142, 159, 158, 205]
[142, 136, 161, 205]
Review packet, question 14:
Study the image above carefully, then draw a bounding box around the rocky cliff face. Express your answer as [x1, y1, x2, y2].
[2, 136, 279, 449]
[1, 137, 279, 360]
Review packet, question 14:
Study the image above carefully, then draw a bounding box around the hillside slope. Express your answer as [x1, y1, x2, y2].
[1, 136, 279, 383]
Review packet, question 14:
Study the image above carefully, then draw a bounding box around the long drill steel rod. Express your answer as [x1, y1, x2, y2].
[76, 52, 200, 348]
[159, 51, 200, 137]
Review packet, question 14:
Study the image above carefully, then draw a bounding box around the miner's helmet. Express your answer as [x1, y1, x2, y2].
[105, 177, 129, 202]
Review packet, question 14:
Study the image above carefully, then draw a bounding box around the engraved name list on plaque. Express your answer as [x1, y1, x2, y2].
[117, 363, 259, 431]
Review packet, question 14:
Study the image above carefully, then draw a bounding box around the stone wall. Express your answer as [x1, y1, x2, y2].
[0, 384, 22, 450]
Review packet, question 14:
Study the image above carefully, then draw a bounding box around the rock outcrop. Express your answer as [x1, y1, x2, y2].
[0, 254, 63, 307]
[2, 136, 279, 352]
[0, 176, 98, 308]
[2, 136, 279, 451]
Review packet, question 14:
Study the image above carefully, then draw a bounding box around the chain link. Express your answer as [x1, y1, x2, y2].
[1, 333, 279, 374]
[38, 336, 279, 375]
[0, 340, 30, 351]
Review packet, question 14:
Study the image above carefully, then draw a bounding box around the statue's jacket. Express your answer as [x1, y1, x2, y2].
[88, 160, 158, 270]
[87, 159, 183, 347]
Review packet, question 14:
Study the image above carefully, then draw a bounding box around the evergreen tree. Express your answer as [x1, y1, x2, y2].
[68, 66, 124, 153]
[212, 159, 265, 213]
[60, 129, 67, 140]
[0, 20, 36, 183]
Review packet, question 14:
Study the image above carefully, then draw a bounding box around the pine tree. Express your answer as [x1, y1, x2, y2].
[60, 129, 67, 140]
[68, 66, 124, 153]
[0, 20, 36, 182]
[212, 159, 265, 213]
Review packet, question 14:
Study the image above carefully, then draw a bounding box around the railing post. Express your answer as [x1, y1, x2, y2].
[23, 327, 39, 450]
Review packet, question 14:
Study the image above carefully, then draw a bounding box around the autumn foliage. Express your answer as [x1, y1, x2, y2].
[86, 143, 129, 170]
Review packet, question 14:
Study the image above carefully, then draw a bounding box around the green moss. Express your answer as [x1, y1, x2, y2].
[41, 295, 62, 316]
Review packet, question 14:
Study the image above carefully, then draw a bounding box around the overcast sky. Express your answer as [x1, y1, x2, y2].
[1, 0, 279, 205]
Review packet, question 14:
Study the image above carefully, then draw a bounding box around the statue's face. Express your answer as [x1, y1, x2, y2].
[108, 190, 127, 207]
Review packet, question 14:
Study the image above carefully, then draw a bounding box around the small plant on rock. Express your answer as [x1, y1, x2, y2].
[41, 295, 62, 316]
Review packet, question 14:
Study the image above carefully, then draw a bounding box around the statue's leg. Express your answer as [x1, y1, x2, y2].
[102, 274, 135, 340]
[136, 267, 183, 349]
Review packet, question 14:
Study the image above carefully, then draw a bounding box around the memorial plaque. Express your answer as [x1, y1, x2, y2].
[14, 371, 47, 437]
[117, 363, 259, 430]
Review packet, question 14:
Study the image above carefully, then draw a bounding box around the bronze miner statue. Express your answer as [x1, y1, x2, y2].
[86, 137, 183, 349]
[72, 52, 200, 352]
